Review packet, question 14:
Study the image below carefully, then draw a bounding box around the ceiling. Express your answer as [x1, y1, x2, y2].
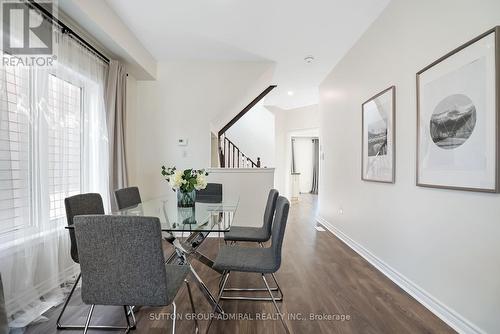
[105, 0, 389, 109]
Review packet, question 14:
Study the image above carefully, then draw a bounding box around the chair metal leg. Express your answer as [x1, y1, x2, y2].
[220, 242, 281, 300]
[206, 272, 230, 334]
[83, 304, 95, 334]
[271, 273, 283, 297]
[171, 301, 177, 334]
[217, 270, 228, 295]
[220, 272, 283, 301]
[188, 264, 224, 314]
[56, 273, 136, 331]
[56, 273, 81, 329]
[262, 274, 290, 334]
[185, 280, 199, 334]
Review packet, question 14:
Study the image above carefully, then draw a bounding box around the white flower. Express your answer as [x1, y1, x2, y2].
[169, 170, 186, 190]
[194, 174, 207, 190]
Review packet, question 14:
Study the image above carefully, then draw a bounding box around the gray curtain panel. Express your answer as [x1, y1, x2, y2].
[106, 60, 128, 210]
[0, 274, 8, 334]
[291, 138, 296, 174]
[310, 138, 319, 194]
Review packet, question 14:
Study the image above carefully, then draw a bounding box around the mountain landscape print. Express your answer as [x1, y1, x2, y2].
[367, 119, 388, 157]
[429, 94, 476, 150]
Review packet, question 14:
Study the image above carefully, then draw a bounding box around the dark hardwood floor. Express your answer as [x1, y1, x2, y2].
[25, 195, 454, 334]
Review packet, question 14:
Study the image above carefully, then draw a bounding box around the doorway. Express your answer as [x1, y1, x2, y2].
[290, 136, 320, 200]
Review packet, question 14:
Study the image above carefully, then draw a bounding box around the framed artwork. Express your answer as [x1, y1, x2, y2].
[417, 27, 500, 192]
[362, 86, 395, 183]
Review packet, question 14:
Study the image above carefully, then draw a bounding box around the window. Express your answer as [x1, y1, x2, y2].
[0, 22, 109, 326]
[0, 60, 31, 234]
[0, 53, 84, 232]
[47, 75, 82, 221]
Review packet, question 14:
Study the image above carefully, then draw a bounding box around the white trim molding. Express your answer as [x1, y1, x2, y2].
[316, 216, 485, 334]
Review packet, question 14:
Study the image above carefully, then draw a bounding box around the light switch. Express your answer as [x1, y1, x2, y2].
[178, 138, 188, 146]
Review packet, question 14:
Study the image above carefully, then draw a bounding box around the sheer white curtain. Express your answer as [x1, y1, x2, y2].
[53, 30, 109, 201]
[0, 23, 109, 328]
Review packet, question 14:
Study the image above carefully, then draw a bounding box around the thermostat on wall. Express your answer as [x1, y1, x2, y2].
[177, 138, 188, 146]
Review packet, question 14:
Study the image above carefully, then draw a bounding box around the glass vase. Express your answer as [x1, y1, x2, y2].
[178, 207, 196, 224]
[177, 189, 196, 207]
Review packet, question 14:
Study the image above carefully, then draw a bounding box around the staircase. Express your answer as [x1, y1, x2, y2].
[218, 85, 276, 168]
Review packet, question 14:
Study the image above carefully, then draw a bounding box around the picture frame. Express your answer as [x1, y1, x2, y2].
[416, 26, 500, 192]
[361, 86, 396, 183]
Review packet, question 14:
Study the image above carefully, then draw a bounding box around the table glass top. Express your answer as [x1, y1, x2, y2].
[113, 195, 239, 232]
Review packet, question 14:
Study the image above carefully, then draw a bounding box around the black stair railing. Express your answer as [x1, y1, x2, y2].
[219, 135, 260, 168]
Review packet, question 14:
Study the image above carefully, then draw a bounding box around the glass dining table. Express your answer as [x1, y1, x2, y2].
[114, 195, 239, 313]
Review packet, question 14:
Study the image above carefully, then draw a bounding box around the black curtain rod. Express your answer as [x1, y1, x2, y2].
[26, 0, 110, 64]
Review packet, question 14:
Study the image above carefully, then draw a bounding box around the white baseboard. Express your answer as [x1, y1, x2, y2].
[316, 216, 485, 334]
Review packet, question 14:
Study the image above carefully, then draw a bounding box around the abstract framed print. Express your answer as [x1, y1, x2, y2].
[362, 86, 395, 183]
[417, 27, 500, 192]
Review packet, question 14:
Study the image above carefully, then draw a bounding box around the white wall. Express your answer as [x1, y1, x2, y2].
[207, 168, 275, 227]
[126, 61, 274, 200]
[59, 0, 157, 79]
[319, 1, 500, 333]
[225, 104, 275, 167]
[273, 104, 320, 196]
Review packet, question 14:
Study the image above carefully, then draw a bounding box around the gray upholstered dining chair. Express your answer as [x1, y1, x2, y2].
[221, 189, 281, 301]
[224, 189, 278, 243]
[58, 193, 106, 330]
[114, 186, 142, 210]
[0, 274, 8, 334]
[208, 196, 290, 334]
[195, 183, 222, 203]
[74, 215, 198, 334]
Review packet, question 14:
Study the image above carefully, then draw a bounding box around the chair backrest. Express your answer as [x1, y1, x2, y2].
[196, 183, 222, 203]
[270, 196, 290, 271]
[74, 215, 169, 306]
[114, 186, 142, 210]
[262, 189, 279, 236]
[64, 193, 105, 263]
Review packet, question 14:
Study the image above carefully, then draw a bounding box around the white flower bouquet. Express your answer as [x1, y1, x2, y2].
[161, 166, 208, 207]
